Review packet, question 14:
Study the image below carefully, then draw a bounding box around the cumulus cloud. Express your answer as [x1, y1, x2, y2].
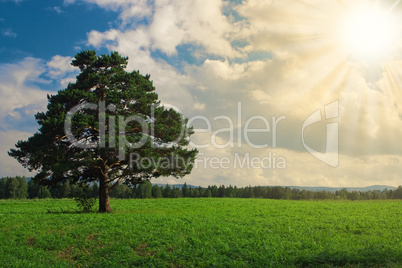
[47, 55, 77, 78]
[0, 59, 54, 177]
[46, 55, 78, 88]
[74, 0, 402, 187]
[87, 27, 199, 112]
[0, 55, 80, 177]
[0, 58, 51, 126]
[83, 0, 241, 57]
[64, 0, 154, 21]
[4, 0, 402, 186]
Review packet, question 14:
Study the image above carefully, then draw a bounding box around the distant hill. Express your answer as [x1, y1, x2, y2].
[153, 183, 201, 189]
[153, 184, 397, 192]
[280, 185, 397, 192]
[23, 177, 396, 193]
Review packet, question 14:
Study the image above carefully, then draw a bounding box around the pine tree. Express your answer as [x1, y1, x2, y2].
[9, 50, 197, 212]
[152, 184, 162, 198]
[182, 182, 189, 197]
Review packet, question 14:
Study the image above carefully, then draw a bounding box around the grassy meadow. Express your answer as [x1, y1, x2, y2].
[0, 198, 401, 267]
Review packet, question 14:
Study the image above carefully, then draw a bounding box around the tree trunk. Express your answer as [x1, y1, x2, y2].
[99, 175, 112, 213]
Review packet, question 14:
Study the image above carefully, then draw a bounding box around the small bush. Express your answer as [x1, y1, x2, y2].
[71, 184, 96, 213]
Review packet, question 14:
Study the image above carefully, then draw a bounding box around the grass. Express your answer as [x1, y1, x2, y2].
[0, 198, 401, 267]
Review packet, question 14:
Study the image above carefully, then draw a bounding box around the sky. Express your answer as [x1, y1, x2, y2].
[1, 0, 402, 187]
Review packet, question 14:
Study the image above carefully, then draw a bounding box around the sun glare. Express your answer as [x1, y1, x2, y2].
[338, 4, 398, 60]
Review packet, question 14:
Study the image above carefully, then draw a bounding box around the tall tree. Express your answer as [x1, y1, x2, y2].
[136, 181, 152, 199]
[182, 182, 189, 197]
[27, 179, 40, 199]
[0, 178, 5, 199]
[37, 186, 52, 199]
[9, 50, 197, 212]
[6, 177, 19, 199]
[162, 184, 172, 198]
[16, 176, 28, 199]
[152, 184, 162, 198]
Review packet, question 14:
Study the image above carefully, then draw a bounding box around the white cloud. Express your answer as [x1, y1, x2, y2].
[87, 27, 199, 112]
[64, 0, 153, 21]
[146, 0, 240, 57]
[60, 77, 77, 88]
[81, 0, 241, 57]
[0, 58, 50, 123]
[46, 55, 78, 87]
[0, 130, 34, 178]
[63, 0, 402, 187]
[249, 89, 272, 104]
[49, 6, 63, 14]
[193, 102, 205, 111]
[119, 0, 153, 22]
[5, 0, 401, 187]
[47, 55, 77, 78]
[0, 57, 72, 177]
[88, 28, 122, 48]
[148, 3, 185, 55]
[1, 28, 17, 38]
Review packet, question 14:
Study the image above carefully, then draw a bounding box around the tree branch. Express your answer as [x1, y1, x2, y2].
[109, 176, 125, 191]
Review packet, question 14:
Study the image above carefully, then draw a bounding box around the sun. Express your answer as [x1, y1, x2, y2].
[338, 4, 399, 60]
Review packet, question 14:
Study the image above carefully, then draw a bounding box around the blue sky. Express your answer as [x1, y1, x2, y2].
[1, 0, 402, 187]
[0, 0, 114, 62]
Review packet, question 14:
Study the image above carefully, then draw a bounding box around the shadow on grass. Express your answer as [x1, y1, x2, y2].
[294, 248, 401, 267]
[45, 208, 97, 214]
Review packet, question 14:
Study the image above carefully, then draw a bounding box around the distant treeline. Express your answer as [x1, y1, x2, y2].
[0, 176, 92, 200]
[1, 177, 401, 200]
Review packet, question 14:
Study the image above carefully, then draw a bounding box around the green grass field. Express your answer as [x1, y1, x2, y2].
[0, 198, 401, 267]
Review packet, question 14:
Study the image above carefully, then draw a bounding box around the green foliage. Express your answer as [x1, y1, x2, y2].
[37, 186, 52, 199]
[171, 186, 182, 198]
[49, 182, 71, 198]
[152, 184, 162, 198]
[2, 177, 401, 201]
[71, 184, 96, 213]
[394, 186, 402, 199]
[0, 199, 400, 267]
[110, 184, 132, 199]
[0, 176, 28, 199]
[136, 181, 152, 199]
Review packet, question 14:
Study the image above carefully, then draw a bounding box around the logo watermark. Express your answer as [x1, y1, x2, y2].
[302, 101, 339, 167]
[64, 100, 339, 169]
[194, 152, 286, 170]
